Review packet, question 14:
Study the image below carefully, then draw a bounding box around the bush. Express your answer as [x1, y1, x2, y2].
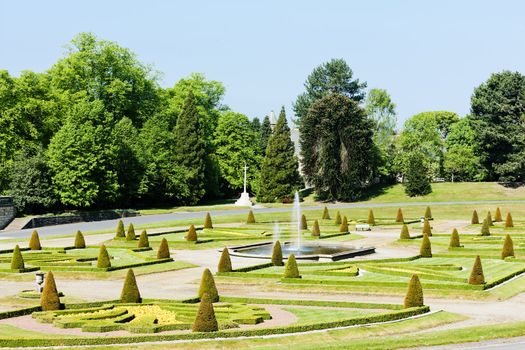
[204, 213, 213, 229]
[186, 225, 198, 242]
[29, 230, 41, 250]
[300, 214, 307, 230]
[41, 271, 60, 311]
[480, 219, 491, 236]
[74, 231, 85, 249]
[97, 245, 111, 268]
[116, 220, 125, 238]
[367, 209, 375, 225]
[339, 216, 348, 233]
[311, 220, 320, 237]
[10, 245, 24, 270]
[501, 234, 514, 259]
[399, 225, 410, 240]
[157, 238, 170, 259]
[403, 274, 424, 308]
[126, 223, 136, 241]
[422, 218, 432, 236]
[335, 211, 342, 225]
[137, 230, 149, 248]
[198, 268, 219, 302]
[471, 210, 479, 224]
[246, 210, 256, 224]
[192, 292, 218, 332]
[120, 269, 141, 303]
[469, 255, 485, 285]
[505, 212, 514, 228]
[218, 248, 232, 273]
[322, 207, 330, 220]
[419, 234, 432, 257]
[424, 206, 432, 219]
[284, 254, 301, 278]
[396, 208, 404, 223]
[494, 207, 502, 222]
[449, 228, 460, 248]
[272, 241, 283, 266]
[486, 211, 494, 226]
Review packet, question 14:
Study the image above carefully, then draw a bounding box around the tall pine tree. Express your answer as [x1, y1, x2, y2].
[259, 116, 273, 154]
[257, 107, 301, 202]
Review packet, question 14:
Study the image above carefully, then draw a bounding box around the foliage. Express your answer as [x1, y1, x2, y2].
[258, 116, 273, 155]
[403, 150, 432, 196]
[424, 206, 432, 219]
[468, 256, 485, 285]
[322, 207, 330, 220]
[74, 231, 85, 249]
[218, 248, 232, 273]
[116, 220, 125, 238]
[120, 269, 141, 303]
[192, 292, 218, 332]
[396, 208, 404, 223]
[444, 118, 484, 181]
[137, 230, 149, 248]
[126, 223, 136, 241]
[29, 230, 42, 250]
[501, 234, 514, 259]
[157, 238, 170, 259]
[419, 235, 432, 257]
[204, 212, 213, 229]
[340, 216, 349, 233]
[399, 225, 410, 240]
[449, 229, 460, 248]
[486, 211, 494, 226]
[246, 210, 256, 224]
[494, 207, 502, 222]
[422, 219, 432, 236]
[311, 220, 321, 237]
[284, 254, 301, 278]
[97, 245, 111, 268]
[471, 210, 479, 224]
[272, 241, 283, 266]
[300, 214, 308, 230]
[505, 212, 514, 228]
[403, 275, 424, 308]
[367, 209, 375, 225]
[41, 271, 61, 311]
[335, 211, 342, 225]
[10, 245, 24, 270]
[186, 225, 198, 242]
[480, 219, 491, 236]
[198, 268, 219, 302]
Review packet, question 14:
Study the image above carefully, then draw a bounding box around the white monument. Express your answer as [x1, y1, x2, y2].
[235, 163, 253, 206]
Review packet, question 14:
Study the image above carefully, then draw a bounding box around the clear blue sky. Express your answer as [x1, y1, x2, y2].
[2, 0, 524, 126]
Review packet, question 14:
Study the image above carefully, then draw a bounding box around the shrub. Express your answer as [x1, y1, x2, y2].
[367, 209, 375, 225]
[246, 210, 256, 224]
[322, 206, 330, 220]
[218, 248, 232, 272]
[449, 228, 460, 248]
[29, 230, 41, 250]
[137, 230, 149, 248]
[396, 208, 404, 223]
[284, 254, 301, 278]
[186, 224, 198, 242]
[468, 255, 485, 285]
[494, 207, 502, 222]
[486, 211, 493, 226]
[501, 234, 514, 259]
[116, 220, 125, 238]
[10, 245, 24, 270]
[74, 231, 85, 249]
[403, 274, 424, 308]
[157, 238, 170, 259]
[480, 219, 491, 236]
[192, 292, 218, 332]
[422, 218, 432, 236]
[471, 210, 479, 224]
[419, 234, 432, 257]
[300, 214, 308, 230]
[198, 268, 219, 302]
[399, 225, 410, 240]
[96, 245, 111, 268]
[505, 212, 514, 228]
[41, 271, 60, 311]
[424, 206, 432, 219]
[126, 223, 136, 241]
[339, 216, 349, 233]
[120, 269, 141, 303]
[335, 211, 342, 225]
[272, 241, 283, 266]
[311, 220, 320, 237]
[204, 213, 213, 229]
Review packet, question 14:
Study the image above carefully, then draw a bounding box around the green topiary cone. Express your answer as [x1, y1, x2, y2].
[339, 216, 349, 233]
[367, 209, 375, 225]
[468, 255, 485, 285]
[74, 230, 85, 249]
[116, 220, 125, 238]
[449, 228, 460, 248]
[284, 253, 301, 278]
[396, 208, 404, 223]
[403, 274, 424, 308]
[218, 248, 232, 273]
[186, 224, 198, 242]
[126, 223, 136, 241]
[480, 218, 491, 236]
[422, 218, 432, 236]
[246, 210, 256, 224]
[322, 206, 330, 220]
[120, 269, 141, 303]
[471, 210, 479, 224]
[311, 219, 320, 237]
[399, 224, 410, 240]
[420, 234, 432, 257]
[29, 230, 41, 250]
[198, 268, 219, 302]
[505, 212, 514, 228]
[192, 292, 218, 332]
[272, 240, 283, 266]
[501, 234, 514, 260]
[300, 214, 308, 230]
[486, 211, 494, 226]
[424, 206, 432, 219]
[494, 207, 502, 222]
[41, 271, 60, 311]
[157, 238, 170, 259]
[137, 230, 149, 248]
[334, 211, 342, 225]
[10, 245, 24, 270]
[96, 245, 111, 268]
[204, 212, 213, 229]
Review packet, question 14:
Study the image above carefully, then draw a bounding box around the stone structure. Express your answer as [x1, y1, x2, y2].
[0, 196, 16, 230]
[234, 164, 253, 207]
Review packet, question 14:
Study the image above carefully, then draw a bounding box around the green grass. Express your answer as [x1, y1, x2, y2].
[285, 307, 381, 325]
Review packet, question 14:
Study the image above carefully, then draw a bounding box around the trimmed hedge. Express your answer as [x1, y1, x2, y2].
[120, 269, 141, 303]
[116, 220, 125, 238]
[10, 245, 24, 270]
[300, 214, 308, 230]
[449, 228, 460, 248]
[501, 234, 514, 259]
[367, 209, 375, 225]
[97, 245, 111, 268]
[29, 230, 42, 250]
[471, 210, 479, 224]
[198, 268, 219, 302]
[404, 274, 424, 308]
[272, 240, 283, 266]
[218, 248, 232, 273]
[284, 254, 300, 278]
[311, 219, 320, 237]
[322, 206, 330, 220]
[138, 230, 149, 248]
[41, 271, 61, 311]
[74, 231, 86, 249]
[204, 212, 213, 229]
[157, 238, 170, 259]
[396, 208, 404, 223]
[126, 223, 136, 241]
[246, 210, 256, 224]
[468, 255, 485, 285]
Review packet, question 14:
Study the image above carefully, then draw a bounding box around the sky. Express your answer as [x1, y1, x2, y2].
[2, 0, 525, 127]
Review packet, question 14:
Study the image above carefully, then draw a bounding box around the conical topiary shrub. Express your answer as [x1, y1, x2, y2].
[424, 206, 432, 219]
[322, 206, 330, 220]
[74, 230, 85, 249]
[10, 245, 24, 270]
[335, 211, 342, 225]
[300, 214, 308, 230]
[120, 269, 141, 303]
[198, 268, 219, 302]
[340, 216, 349, 233]
[204, 212, 213, 229]
[449, 228, 460, 248]
[471, 210, 479, 224]
[420, 234, 432, 257]
[137, 230, 149, 248]
[396, 208, 404, 223]
[284, 253, 301, 278]
[422, 218, 432, 236]
[186, 224, 198, 242]
[272, 240, 283, 266]
[403, 274, 424, 308]
[29, 230, 41, 250]
[501, 234, 514, 260]
[311, 219, 320, 237]
[41, 271, 60, 311]
[468, 255, 485, 285]
[367, 209, 375, 225]
[400, 224, 410, 240]
[480, 219, 491, 236]
[505, 213, 514, 228]
[97, 245, 111, 268]
[126, 223, 136, 241]
[218, 248, 232, 273]
[486, 211, 493, 226]
[246, 210, 256, 224]
[157, 238, 170, 259]
[494, 207, 502, 222]
[116, 220, 125, 238]
[192, 292, 218, 332]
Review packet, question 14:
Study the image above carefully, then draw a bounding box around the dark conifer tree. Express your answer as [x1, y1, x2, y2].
[259, 116, 273, 154]
[404, 151, 432, 196]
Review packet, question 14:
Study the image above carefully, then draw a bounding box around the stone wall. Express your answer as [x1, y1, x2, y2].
[22, 209, 140, 229]
[0, 197, 16, 230]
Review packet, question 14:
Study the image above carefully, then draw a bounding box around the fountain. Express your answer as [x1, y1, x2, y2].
[273, 221, 280, 241]
[292, 191, 301, 251]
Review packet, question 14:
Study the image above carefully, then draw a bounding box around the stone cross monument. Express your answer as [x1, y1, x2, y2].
[234, 163, 253, 206]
